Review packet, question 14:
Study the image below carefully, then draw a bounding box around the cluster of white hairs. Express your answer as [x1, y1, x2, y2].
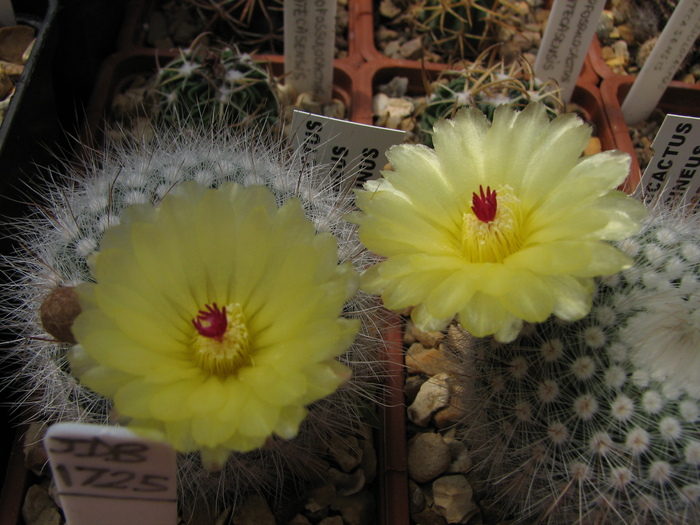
[0, 122, 391, 513]
[450, 205, 700, 524]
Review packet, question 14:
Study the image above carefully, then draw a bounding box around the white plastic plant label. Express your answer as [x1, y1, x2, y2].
[289, 110, 406, 182]
[44, 423, 177, 525]
[534, 0, 606, 102]
[622, 0, 700, 124]
[635, 114, 700, 208]
[284, 0, 337, 103]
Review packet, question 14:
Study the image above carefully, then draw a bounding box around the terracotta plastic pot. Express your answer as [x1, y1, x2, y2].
[600, 74, 700, 194]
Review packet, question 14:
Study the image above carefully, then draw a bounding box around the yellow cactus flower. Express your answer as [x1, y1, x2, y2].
[349, 103, 646, 342]
[69, 181, 359, 469]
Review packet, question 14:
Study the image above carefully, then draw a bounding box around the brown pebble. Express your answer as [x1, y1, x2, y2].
[0, 25, 35, 64]
[40, 286, 82, 344]
[583, 137, 602, 156]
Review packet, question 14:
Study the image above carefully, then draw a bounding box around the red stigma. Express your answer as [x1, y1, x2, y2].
[193, 303, 227, 341]
[471, 185, 498, 223]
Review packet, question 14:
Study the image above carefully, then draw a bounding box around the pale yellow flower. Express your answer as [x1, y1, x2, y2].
[349, 103, 646, 342]
[69, 181, 359, 469]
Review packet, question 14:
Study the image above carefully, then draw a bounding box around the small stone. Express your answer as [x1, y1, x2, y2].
[0, 69, 14, 99]
[409, 323, 445, 348]
[330, 490, 375, 525]
[305, 483, 336, 513]
[375, 96, 414, 129]
[323, 99, 346, 120]
[379, 0, 401, 18]
[405, 374, 425, 405]
[616, 23, 636, 45]
[409, 479, 426, 515]
[288, 515, 312, 525]
[375, 26, 399, 44]
[512, 1, 530, 16]
[22, 484, 61, 525]
[433, 403, 465, 429]
[40, 286, 82, 344]
[327, 434, 362, 472]
[601, 45, 616, 61]
[432, 475, 478, 524]
[408, 372, 451, 426]
[399, 37, 424, 60]
[611, 40, 629, 61]
[405, 343, 446, 376]
[0, 25, 35, 64]
[444, 439, 473, 474]
[408, 431, 451, 482]
[231, 494, 275, 525]
[597, 11, 615, 40]
[584, 137, 602, 156]
[381, 39, 401, 58]
[327, 467, 366, 496]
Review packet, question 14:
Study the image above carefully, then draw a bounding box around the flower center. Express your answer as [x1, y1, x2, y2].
[192, 302, 251, 377]
[471, 185, 497, 223]
[461, 185, 523, 263]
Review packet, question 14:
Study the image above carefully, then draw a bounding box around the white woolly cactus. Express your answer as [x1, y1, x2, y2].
[1, 123, 389, 515]
[451, 206, 700, 524]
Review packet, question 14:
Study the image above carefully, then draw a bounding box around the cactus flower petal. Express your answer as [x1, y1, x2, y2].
[350, 103, 646, 341]
[70, 181, 359, 469]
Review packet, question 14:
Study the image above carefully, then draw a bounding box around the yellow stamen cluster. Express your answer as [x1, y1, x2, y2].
[461, 186, 523, 263]
[192, 303, 251, 377]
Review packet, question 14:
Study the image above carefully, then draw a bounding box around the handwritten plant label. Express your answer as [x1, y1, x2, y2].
[635, 114, 700, 208]
[44, 423, 177, 525]
[621, 0, 700, 124]
[534, 0, 606, 102]
[284, 0, 337, 103]
[289, 110, 406, 183]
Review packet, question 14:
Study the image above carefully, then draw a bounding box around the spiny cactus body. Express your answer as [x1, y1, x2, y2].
[152, 41, 279, 129]
[408, 0, 515, 61]
[420, 51, 563, 146]
[184, 0, 284, 53]
[451, 206, 700, 524]
[1, 122, 388, 514]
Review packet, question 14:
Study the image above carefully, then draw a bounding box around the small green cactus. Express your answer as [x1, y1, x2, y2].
[448, 205, 700, 524]
[151, 39, 279, 128]
[184, 0, 284, 53]
[407, 0, 516, 60]
[420, 50, 563, 146]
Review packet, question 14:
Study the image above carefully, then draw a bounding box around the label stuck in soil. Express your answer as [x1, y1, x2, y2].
[534, 0, 606, 102]
[284, 0, 337, 103]
[289, 110, 406, 183]
[44, 422, 177, 525]
[621, 0, 700, 124]
[636, 114, 700, 209]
